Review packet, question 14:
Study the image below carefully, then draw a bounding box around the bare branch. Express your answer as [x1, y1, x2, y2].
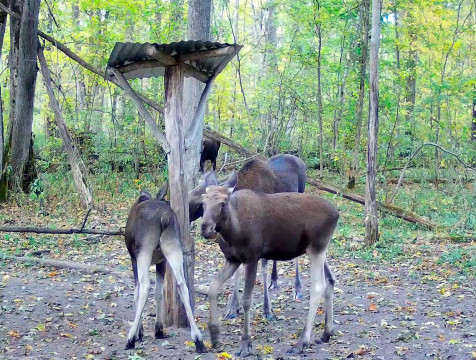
[389, 142, 475, 203]
[0, 226, 123, 236]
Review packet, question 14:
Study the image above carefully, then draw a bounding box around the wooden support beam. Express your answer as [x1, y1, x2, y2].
[181, 63, 210, 83]
[110, 68, 170, 153]
[118, 59, 164, 75]
[146, 44, 177, 65]
[185, 78, 215, 149]
[176, 46, 236, 62]
[163, 65, 192, 328]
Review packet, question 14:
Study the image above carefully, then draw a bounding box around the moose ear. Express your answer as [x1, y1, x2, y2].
[222, 171, 238, 194]
[156, 180, 168, 201]
[138, 191, 152, 203]
[203, 171, 218, 187]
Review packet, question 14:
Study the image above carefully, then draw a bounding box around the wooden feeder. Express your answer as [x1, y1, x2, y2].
[106, 40, 241, 326]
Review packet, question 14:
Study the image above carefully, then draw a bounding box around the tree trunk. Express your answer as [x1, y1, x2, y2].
[182, 0, 211, 189]
[8, 0, 40, 192]
[163, 66, 192, 328]
[315, 2, 323, 178]
[0, 1, 7, 183]
[472, 98, 476, 141]
[348, 0, 370, 189]
[38, 46, 93, 209]
[365, 0, 381, 246]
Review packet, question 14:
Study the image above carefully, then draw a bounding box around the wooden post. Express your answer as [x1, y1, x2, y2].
[162, 65, 193, 328]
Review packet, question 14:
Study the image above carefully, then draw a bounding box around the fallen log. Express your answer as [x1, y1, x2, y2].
[1, 255, 127, 277]
[0, 226, 124, 236]
[306, 178, 437, 229]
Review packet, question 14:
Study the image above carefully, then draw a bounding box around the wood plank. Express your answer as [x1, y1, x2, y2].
[176, 46, 236, 62]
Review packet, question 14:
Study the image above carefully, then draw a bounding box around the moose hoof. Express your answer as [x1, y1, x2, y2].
[287, 340, 308, 354]
[316, 331, 334, 344]
[209, 324, 220, 348]
[195, 339, 207, 353]
[155, 328, 169, 339]
[224, 308, 240, 320]
[236, 339, 252, 357]
[125, 338, 136, 350]
[268, 280, 279, 290]
[293, 290, 303, 301]
[263, 312, 275, 321]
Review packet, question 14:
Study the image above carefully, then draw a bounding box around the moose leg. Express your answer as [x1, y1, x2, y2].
[317, 260, 335, 343]
[260, 259, 274, 320]
[293, 258, 303, 300]
[161, 241, 206, 353]
[236, 261, 258, 357]
[131, 258, 144, 342]
[154, 261, 167, 339]
[126, 252, 152, 350]
[224, 266, 241, 319]
[269, 260, 279, 289]
[209, 260, 240, 348]
[288, 251, 326, 354]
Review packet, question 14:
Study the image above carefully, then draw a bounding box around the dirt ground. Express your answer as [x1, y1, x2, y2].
[1, 238, 475, 360]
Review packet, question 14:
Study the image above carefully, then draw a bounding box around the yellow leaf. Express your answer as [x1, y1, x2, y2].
[60, 333, 72, 338]
[217, 352, 233, 359]
[8, 329, 20, 338]
[48, 271, 58, 277]
[263, 345, 273, 354]
[36, 324, 45, 332]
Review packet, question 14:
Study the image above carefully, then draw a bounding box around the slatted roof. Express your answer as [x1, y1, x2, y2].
[106, 40, 242, 82]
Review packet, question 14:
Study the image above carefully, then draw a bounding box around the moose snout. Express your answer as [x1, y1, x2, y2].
[201, 221, 217, 239]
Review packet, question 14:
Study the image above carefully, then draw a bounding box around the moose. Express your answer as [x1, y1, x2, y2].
[123, 183, 205, 353]
[200, 136, 221, 173]
[201, 171, 339, 356]
[189, 154, 307, 319]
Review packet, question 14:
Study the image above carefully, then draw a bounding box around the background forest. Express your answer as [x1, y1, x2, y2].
[0, 1, 475, 359]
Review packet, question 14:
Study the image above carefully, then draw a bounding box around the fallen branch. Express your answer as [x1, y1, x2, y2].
[389, 142, 476, 203]
[0, 226, 123, 236]
[307, 178, 437, 229]
[1, 254, 127, 276]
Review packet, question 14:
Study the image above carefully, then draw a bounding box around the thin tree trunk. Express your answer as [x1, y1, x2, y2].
[38, 46, 93, 209]
[472, 98, 476, 141]
[365, 0, 381, 246]
[0, 1, 7, 183]
[348, 0, 370, 189]
[315, 1, 323, 178]
[9, 0, 40, 192]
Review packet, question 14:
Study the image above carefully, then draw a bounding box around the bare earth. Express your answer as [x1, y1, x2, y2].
[1, 238, 475, 360]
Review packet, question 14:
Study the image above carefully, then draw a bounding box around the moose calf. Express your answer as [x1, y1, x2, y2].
[189, 154, 307, 320]
[200, 137, 221, 173]
[201, 172, 338, 356]
[124, 184, 205, 353]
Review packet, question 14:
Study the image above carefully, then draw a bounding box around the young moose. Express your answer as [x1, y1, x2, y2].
[189, 154, 307, 320]
[201, 172, 338, 356]
[124, 184, 205, 353]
